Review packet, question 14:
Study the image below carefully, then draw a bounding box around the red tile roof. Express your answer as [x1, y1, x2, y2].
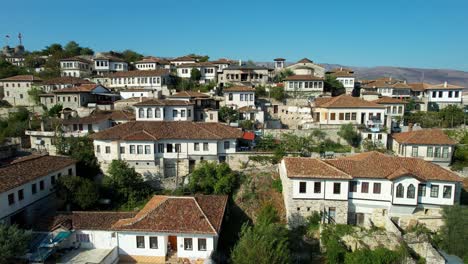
[0, 155, 76, 193]
[53, 84, 103, 93]
[426, 83, 464, 90]
[171, 56, 197, 62]
[284, 75, 324, 81]
[407, 82, 432, 91]
[90, 121, 244, 141]
[42, 77, 93, 86]
[176, 62, 216, 68]
[392, 129, 456, 145]
[134, 99, 194, 106]
[0, 75, 42, 82]
[297, 58, 313, 63]
[48, 212, 136, 231]
[372, 96, 407, 104]
[112, 195, 228, 234]
[284, 152, 462, 182]
[171, 91, 210, 98]
[135, 56, 170, 64]
[60, 56, 92, 64]
[314, 95, 385, 108]
[223, 86, 255, 92]
[62, 110, 134, 125]
[107, 69, 169, 78]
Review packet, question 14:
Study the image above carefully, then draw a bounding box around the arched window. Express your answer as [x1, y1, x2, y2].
[396, 183, 404, 198]
[147, 108, 153, 118]
[407, 184, 415, 199]
[138, 108, 145, 118]
[155, 108, 161, 118]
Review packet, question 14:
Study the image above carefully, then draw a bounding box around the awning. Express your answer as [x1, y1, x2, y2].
[242, 132, 255, 140]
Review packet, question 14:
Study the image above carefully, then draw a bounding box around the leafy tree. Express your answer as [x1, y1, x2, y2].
[255, 134, 277, 151]
[56, 176, 99, 209]
[439, 105, 464, 128]
[362, 139, 386, 152]
[190, 68, 202, 81]
[27, 86, 44, 105]
[47, 104, 63, 118]
[121, 49, 143, 63]
[0, 224, 31, 263]
[0, 60, 28, 79]
[344, 247, 406, 264]
[64, 41, 82, 56]
[41, 43, 63, 55]
[219, 106, 239, 123]
[437, 205, 468, 261]
[187, 54, 209, 62]
[188, 162, 237, 195]
[270, 86, 287, 101]
[80, 47, 94, 55]
[23, 53, 46, 69]
[272, 69, 294, 82]
[104, 160, 152, 209]
[338, 123, 362, 148]
[56, 136, 100, 178]
[324, 74, 346, 96]
[239, 120, 254, 130]
[255, 85, 268, 97]
[231, 204, 290, 264]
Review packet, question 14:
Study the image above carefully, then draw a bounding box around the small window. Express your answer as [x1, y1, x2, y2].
[8, 193, 14, 205]
[130, 145, 136, 154]
[120, 146, 125, 154]
[158, 144, 164, 153]
[105, 146, 111, 154]
[228, 93, 233, 101]
[198, 238, 207, 251]
[350, 181, 358, 192]
[396, 183, 404, 198]
[407, 184, 415, 198]
[18, 189, 24, 201]
[224, 141, 230, 150]
[51, 176, 56, 185]
[333, 183, 341, 194]
[314, 182, 321, 193]
[430, 185, 439, 198]
[40, 180, 45, 191]
[181, 110, 186, 118]
[361, 182, 369, 193]
[136, 236, 145, 248]
[137, 145, 143, 154]
[175, 144, 181, 153]
[96, 145, 101, 153]
[411, 146, 418, 157]
[145, 145, 151, 154]
[418, 184, 426, 197]
[149, 237, 158, 249]
[77, 234, 90, 243]
[299, 182, 307, 193]
[427, 147, 433, 157]
[194, 143, 200, 151]
[443, 186, 452, 199]
[203, 142, 209, 151]
[173, 109, 178, 118]
[167, 144, 173, 153]
[373, 183, 381, 194]
[184, 238, 193, 250]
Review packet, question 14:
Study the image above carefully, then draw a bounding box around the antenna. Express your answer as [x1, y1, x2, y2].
[5, 35, 10, 46]
[18, 33, 22, 46]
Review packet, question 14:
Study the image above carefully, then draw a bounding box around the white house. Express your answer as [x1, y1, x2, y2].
[218, 65, 273, 87]
[283, 75, 324, 96]
[133, 99, 195, 121]
[169, 55, 198, 66]
[59, 57, 93, 78]
[45, 195, 228, 263]
[312, 95, 386, 126]
[176, 62, 217, 84]
[0, 155, 76, 225]
[211, 58, 233, 73]
[41, 76, 94, 93]
[43, 84, 116, 111]
[285, 58, 325, 77]
[327, 68, 355, 95]
[0, 75, 43, 106]
[90, 121, 244, 179]
[223, 86, 256, 109]
[279, 152, 462, 227]
[135, 57, 171, 70]
[107, 70, 171, 94]
[391, 129, 456, 167]
[93, 53, 128, 76]
[425, 82, 464, 109]
[120, 89, 160, 100]
[372, 96, 406, 130]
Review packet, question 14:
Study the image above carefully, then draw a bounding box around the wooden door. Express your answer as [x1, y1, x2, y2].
[169, 236, 178, 252]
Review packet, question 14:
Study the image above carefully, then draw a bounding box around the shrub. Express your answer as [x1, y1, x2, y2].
[188, 162, 238, 195]
[271, 179, 282, 193]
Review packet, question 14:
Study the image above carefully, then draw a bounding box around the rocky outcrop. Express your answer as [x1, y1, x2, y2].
[341, 229, 402, 252]
[403, 233, 446, 264]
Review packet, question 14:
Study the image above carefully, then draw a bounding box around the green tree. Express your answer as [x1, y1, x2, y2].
[437, 205, 468, 260]
[270, 86, 287, 101]
[256, 134, 277, 151]
[324, 74, 346, 96]
[56, 136, 100, 178]
[190, 68, 202, 81]
[188, 162, 237, 195]
[344, 247, 405, 264]
[121, 49, 144, 63]
[255, 85, 268, 97]
[80, 47, 94, 55]
[56, 176, 99, 209]
[0, 224, 31, 263]
[41, 43, 63, 55]
[439, 105, 464, 128]
[0, 60, 28, 79]
[273, 69, 294, 82]
[47, 104, 63, 118]
[27, 86, 44, 105]
[338, 123, 361, 148]
[64, 41, 82, 56]
[219, 106, 239, 123]
[256, 203, 280, 226]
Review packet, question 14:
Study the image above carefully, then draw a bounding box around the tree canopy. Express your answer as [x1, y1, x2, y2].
[56, 176, 99, 210]
[338, 123, 361, 148]
[219, 106, 239, 123]
[324, 74, 346, 96]
[56, 136, 100, 178]
[188, 162, 238, 195]
[0, 224, 31, 263]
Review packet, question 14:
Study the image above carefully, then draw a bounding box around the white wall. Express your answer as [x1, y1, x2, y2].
[418, 181, 456, 206]
[224, 91, 255, 108]
[120, 91, 152, 99]
[285, 80, 324, 92]
[349, 178, 393, 202]
[76, 230, 117, 249]
[176, 234, 214, 259]
[315, 107, 385, 125]
[427, 89, 463, 103]
[135, 105, 195, 121]
[392, 177, 420, 206]
[118, 232, 167, 257]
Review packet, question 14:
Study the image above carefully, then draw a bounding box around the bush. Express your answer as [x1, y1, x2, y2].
[271, 179, 282, 193]
[437, 205, 468, 260]
[344, 247, 406, 264]
[56, 176, 100, 210]
[338, 123, 362, 148]
[188, 162, 238, 195]
[0, 224, 31, 263]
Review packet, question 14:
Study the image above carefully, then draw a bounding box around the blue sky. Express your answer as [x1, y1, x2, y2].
[2, 0, 468, 70]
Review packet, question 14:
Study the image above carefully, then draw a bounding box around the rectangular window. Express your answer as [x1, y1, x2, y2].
[198, 238, 207, 251]
[32, 183, 37, 194]
[350, 181, 358, 192]
[175, 144, 181, 153]
[330, 113, 336, 120]
[181, 110, 186, 117]
[333, 183, 341, 194]
[430, 185, 439, 198]
[224, 141, 230, 150]
[105, 146, 111, 154]
[299, 182, 307, 193]
[361, 182, 369, 193]
[120, 146, 125, 154]
[240, 94, 244, 101]
[411, 146, 418, 157]
[339, 113, 344, 120]
[351, 113, 357, 120]
[442, 147, 449, 158]
[194, 143, 200, 151]
[158, 144, 164, 153]
[418, 184, 426, 197]
[427, 147, 433, 157]
[173, 109, 178, 118]
[455, 91, 459, 98]
[17, 189, 24, 201]
[443, 186, 452, 199]
[77, 234, 90, 243]
[438, 91, 443, 98]
[40, 180, 45, 191]
[149, 237, 158, 249]
[8, 193, 14, 205]
[137, 145, 143, 154]
[373, 183, 381, 194]
[314, 182, 321, 193]
[203, 142, 209, 151]
[188, 109, 191, 117]
[51, 176, 56, 185]
[184, 238, 193, 250]
[345, 113, 350, 120]
[136, 236, 145, 248]
[250, 94, 254, 101]
[130, 145, 136, 154]
[96, 145, 101, 153]
[448, 91, 453, 98]
[434, 147, 441, 158]
[167, 144, 173, 153]
[145, 145, 151, 154]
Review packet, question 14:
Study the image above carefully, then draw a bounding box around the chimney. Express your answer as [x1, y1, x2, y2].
[40, 120, 45, 132]
[139, 96, 143, 102]
[239, 59, 242, 66]
[408, 123, 413, 132]
[444, 81, 447, 88]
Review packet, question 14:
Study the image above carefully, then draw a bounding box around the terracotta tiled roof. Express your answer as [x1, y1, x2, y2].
[171, 56, 197, 62]
[62, 110, 134, 125]
[114, 97, 151, 103]
[53, 84, 103, 93]
[0, 155, 76, 193]
[391, 83, 412, 89]
[392, 129, 456, 145]
[407, 82, 432, 91]
[283, 157, 352, 179]
[223, 86, 255, 92]
[331, 71, 354, 77]
[171, 91, 210, 98]
[426, 83, 464, 90]
[112, 195, 228, 234]
[297, 58, 313, 63]
[42, 77, 93, 85]
[60, 56, 92, 64]
[90, 121, 244, 141]
[0, 75, 42, 82]
[284, 152, 461, 182]
[94, 53, 125, 62]
[134, 99, 194, 106]
[135, 56, 170, 64]
[107, 69, 169, 78]
[284, 75, 324, 81]
[48, 212, 136, 231]
[238, 106, 259, 113]
[372, 96, 407, 104]
[176, 62, 216, 68]
[314, 95, 385, 108]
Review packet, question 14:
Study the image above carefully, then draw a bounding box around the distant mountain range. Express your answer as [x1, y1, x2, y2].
[259, 61, 468, 88]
